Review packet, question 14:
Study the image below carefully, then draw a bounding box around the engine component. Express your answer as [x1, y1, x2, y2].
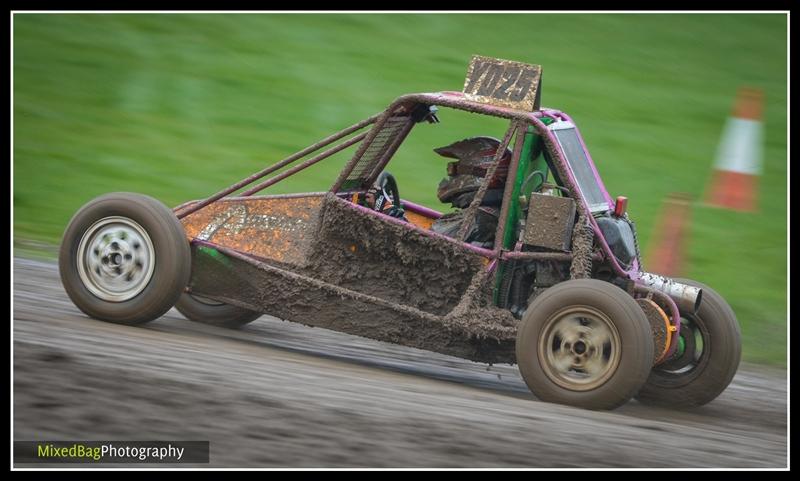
[523, 193, 576, 251]
[595, 215, 637, 268]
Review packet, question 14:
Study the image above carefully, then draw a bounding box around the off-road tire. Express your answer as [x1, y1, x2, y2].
[175, 293, 261, 328]
[59, 192, 191, 325]
[635, 278, 741, 408]
[516, 279, 654, 410]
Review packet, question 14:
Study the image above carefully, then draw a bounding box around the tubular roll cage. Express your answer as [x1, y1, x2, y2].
[172, 91, 669, 308]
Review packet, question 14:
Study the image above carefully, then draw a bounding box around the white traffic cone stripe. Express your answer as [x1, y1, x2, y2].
[713, 117, 763, 175]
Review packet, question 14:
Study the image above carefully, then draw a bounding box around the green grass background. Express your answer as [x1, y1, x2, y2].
[13, 13, 787, 365]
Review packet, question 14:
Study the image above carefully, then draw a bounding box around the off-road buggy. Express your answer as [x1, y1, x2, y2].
[59, 56, 741, 410]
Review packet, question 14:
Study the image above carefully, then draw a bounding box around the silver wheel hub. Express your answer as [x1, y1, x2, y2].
[77, 216, 155, 302]
[539, 307, 622, 391]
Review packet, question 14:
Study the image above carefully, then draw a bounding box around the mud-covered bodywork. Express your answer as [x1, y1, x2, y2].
[58, 56, 740, 411]
[167, 66, 699, 369]
[170, 87, 681, 365]
[181, 193, 518, 363]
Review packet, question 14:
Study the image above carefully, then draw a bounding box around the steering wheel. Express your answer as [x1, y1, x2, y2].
[371, 172, 406, 220]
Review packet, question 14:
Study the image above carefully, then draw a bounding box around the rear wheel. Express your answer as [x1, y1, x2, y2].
[175, 293, 261, 328]
[635, 278, 741, 408]
[516, 279, 653, 410]
[59, 192, 191, 325]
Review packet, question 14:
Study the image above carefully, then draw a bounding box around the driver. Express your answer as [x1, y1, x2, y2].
[361, 171, 408, 221]
[430, 136, 511, 246]
[434, 136, 511, 208]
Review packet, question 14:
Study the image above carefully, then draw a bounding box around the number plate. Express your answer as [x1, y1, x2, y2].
[462, 55, 542, 111]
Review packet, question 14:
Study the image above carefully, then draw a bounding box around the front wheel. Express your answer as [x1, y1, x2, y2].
[58, 192, 191, 325]
[635, 278, 741, 408]
[516, 279, 654, 410]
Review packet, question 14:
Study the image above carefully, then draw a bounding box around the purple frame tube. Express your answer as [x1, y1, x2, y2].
[526, 115, 635, 278]
[492, 121, 527, 255]
[401, 200, 443, 219]
[456, 121, 519, 242]
[177, 90, 641, 280]
[364, 92, 640, 279]
[558, 112, 615, 207]
[330, 108, 407, 192]
[239, 131, 368, 197]
[363, 118, 416, 188]
[342, 197, 495, 258]
[175, 114, 378, 219]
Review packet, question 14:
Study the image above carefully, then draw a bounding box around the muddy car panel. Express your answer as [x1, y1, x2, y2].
[182, 193, 518, 364]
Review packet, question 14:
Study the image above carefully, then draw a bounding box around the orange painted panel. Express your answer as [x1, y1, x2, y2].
[181, 195, 324, 264]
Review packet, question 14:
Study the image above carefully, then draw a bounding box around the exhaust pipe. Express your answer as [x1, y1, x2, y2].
[637, 272, 702, 314]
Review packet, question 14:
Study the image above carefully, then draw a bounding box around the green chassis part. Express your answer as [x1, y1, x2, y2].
[492, 118, 554, 306]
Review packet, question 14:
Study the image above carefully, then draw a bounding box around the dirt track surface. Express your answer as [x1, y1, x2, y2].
[13, 257, 788, 468]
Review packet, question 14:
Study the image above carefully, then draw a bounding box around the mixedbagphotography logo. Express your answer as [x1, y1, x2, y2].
[14, 441, 209, 464]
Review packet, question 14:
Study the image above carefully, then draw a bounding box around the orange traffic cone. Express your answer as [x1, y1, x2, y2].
[705, 87, 764, 212]
[645, 193, 692, 277]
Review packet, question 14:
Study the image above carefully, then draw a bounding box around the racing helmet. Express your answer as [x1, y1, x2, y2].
[434, 136, 512, 207]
